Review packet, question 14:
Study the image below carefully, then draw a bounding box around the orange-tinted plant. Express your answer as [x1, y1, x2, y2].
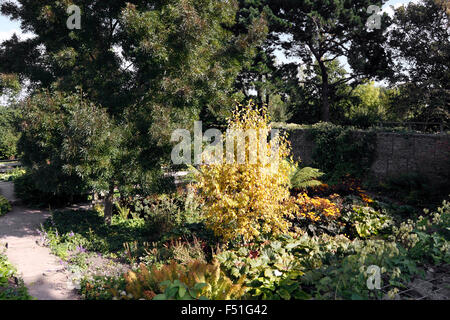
[293, 193, 340, 222]
[112, 259, 247, 300]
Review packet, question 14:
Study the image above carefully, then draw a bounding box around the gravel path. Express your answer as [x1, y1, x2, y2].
[0, 181, 79, 300]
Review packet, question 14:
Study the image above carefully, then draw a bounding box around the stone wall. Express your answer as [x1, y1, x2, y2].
[286, 129, 450, 184]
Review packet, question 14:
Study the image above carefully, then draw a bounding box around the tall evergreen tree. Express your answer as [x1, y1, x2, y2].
[268, 0, 392, 121]
[0, 1, 266, 216]
[387, 0, 450, 124]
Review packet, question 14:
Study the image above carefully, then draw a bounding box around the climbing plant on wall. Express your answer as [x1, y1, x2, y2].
[307, 123, 377, 183]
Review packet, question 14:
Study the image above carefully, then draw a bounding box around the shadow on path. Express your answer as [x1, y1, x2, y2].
[0, 181, 80, 300]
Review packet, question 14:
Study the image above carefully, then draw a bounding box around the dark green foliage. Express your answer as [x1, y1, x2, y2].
[119, 192, 214, 244]
[288, 60, 352, 125]
[290, 194, 392, 239]
[219, 195, 450, 300]
[153, 281, 208, 300]
[217, 234, 413, 300]
[15, 89, 133, 222]
[268, 0, 392, 121]
[387, 0, 450, 125]
[0, 1, 268, 217]
[307, 123, 377, 183]
[13, 171, 87, 207]
[389, 198, 450, 265]
[17, 90, 117, 198]
[216, 239, 310, 300]
[378, 173, 450, 207]
[0, 105, 20, 160]
[0, 252, 33, 300]
[298, 238, 418, 300]
[41, 191, 213, 260]
[339, 197, 393, 239]
[0, 195, 11, 217]
[42, 210, 151, 255]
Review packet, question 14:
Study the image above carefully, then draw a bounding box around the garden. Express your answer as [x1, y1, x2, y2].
[0, 0, 449, 303]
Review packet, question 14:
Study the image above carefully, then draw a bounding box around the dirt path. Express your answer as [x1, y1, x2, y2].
[0, 181, 79, 300]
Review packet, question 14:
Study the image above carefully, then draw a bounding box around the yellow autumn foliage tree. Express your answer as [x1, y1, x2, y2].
[194, 101, 296, 242]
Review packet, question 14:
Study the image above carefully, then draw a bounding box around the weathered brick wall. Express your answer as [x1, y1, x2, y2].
[286, 129, 450, 184]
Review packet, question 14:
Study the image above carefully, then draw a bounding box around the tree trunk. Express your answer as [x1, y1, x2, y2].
[257, 74, 264, 106]
[319, 61, 331, 122]
[104, 185, 115, 225]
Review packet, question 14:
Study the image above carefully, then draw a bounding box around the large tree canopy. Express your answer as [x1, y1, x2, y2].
[0, 0, 266, 186]
[387, 0, 450, 124]
[0, 0, 266, 221]
[267, 0, 392, 121]
[0, 0, 266, 132]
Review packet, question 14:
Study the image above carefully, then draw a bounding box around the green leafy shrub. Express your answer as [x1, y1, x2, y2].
[16, 90, 123, 220]
[216, 239, 311, 300]
[216, 223, 445, 301]
[0, 250, 32, 300]
[0, 195, 11, 217]
[389, 198, 450, 264]
[308, 123, 377, 183]
[14, 171, 88, 207]
[378, 173, 447, 207]
[121, 191, 214, 245]
[339, 196, 393, 239]
[0, 167, 26, 182]
[40, 195, 214, 268]
[0, 105, 20, 160]
[299, 238, 418, 300]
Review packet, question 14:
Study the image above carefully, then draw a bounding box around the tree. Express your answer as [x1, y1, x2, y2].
[387, 0, 450, 124]
[118, 0, 266, 168]
[0, 105, 20, 160]
[0, 73, 20, 97]
[18, 90, 121, 223]
[0, 73, 21, 160]
[342, 81, 389, 128]
[268, 0, 392, 121]
[287, 59, 354, 124]
[1, 1, 266, 211]
[195, 101, 294, 242]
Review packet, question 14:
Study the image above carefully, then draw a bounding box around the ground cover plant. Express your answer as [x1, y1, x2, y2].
[0, 249, 32, 300]
[44, 194, 449, 300]
[35, 102, 449, 301]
